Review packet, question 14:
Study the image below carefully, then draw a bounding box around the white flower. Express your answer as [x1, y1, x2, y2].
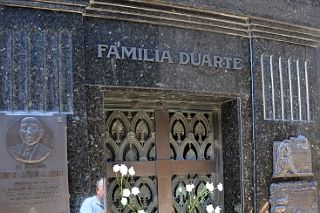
[128, 166, 135, 176]
[186, 184, 194, 192]
[131, 187, 140, 195]
[113, 164, 120, 173]
[178, 186, 183, 193]
[122, 188, 130, 197]
[138, 210, 145, 213]
[205, 182, 214, 192]
[214, 206, 221, 213]
[120, 197, 127, 205]
[120, 164, 128, 176]
[217, 183, 223, 191]
[206, 204, 214, 213]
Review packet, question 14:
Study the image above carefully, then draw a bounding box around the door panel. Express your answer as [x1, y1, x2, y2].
[104, 97, 223, 213]
[105, 109, 158, 212]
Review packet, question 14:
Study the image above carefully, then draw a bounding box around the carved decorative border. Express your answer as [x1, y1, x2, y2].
[0, 29, 74, 113]
[0, 0, 88, 13]
[260, 55, 314, 122]
[1, 0, 320, 46]
[86, 0, 320, 47]
[249, 18, 320, 47]
[87, 0, 249, 38]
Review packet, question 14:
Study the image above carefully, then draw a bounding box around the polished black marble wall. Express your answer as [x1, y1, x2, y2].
[1, 1, 320, 213]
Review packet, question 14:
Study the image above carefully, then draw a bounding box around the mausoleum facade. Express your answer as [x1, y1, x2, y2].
[0, 1, 320, 213]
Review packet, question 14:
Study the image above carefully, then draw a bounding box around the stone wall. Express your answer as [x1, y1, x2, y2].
[0, 1, 320, 212]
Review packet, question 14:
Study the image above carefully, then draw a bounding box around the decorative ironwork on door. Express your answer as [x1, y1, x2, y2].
[105, 110, 158, 212]
[105, 111, 156, 162]
[104, 97, 223, 213]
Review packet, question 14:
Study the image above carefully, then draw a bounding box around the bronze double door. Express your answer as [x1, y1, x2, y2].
[105, 98, 222, 213]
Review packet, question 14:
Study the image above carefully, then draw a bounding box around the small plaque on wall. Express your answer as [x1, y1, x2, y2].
[0, 114, 70, 213]
[273, 135, 313, 178]
[270, 181, 318, 213]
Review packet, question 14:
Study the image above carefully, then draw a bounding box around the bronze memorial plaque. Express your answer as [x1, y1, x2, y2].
[270, 181, 318, 213]
[273, 135, 313, 178]
[0, 114, 70, 213]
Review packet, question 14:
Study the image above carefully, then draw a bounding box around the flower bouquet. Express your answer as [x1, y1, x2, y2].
[113, 164, 146, 213]
[112, 164, 223, 213]
[180, 182, 223, 213]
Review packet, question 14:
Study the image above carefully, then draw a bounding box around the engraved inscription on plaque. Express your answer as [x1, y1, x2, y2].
[270, 181, 318, 213]
[0, 114, 70, 213]
[273, 135, 313, 178]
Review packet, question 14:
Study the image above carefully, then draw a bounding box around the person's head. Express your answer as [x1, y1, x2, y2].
[96, 178, 106, 202]
[19, 117, 44, 146]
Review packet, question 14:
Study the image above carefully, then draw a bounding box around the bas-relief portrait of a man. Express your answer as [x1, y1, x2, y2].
[7, 117, 52, 164]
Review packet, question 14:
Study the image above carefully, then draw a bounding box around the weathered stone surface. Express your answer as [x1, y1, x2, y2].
[148, 0, 320, 28]
[84, 18, 250, 94]
[273, 135, 313, 178]
[0, 6, 81, 113]
[270, 181, 318, 213]
[252, 38, 320, 211]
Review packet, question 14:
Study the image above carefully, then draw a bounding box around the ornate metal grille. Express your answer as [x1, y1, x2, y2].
[105, 110, 156, 162]
[169, 112, 214, 161]
[105, 110, 158, 212]
[172, 174, 216, 213]
[169, 112, 222, 212]
[108, 176, 158, 213]
[104, 96, 223, 213]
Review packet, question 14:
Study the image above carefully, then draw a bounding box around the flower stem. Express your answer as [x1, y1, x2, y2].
[115, 172, 119, 183]
[120, 175, 123, 194]
[188, 187, 208, 213]
[126, 203, 137, 213]
[188, 191, 192, 209]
